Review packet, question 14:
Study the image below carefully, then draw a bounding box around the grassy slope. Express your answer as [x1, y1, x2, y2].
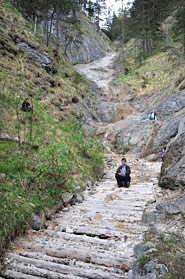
[0, 0, 104, 259]
[115, 16, 185, 99]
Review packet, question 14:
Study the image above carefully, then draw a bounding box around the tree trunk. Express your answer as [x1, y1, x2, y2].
[34, 16, 37, 35]
[121, 0, 125, 76]
[55, 4, 59, 56]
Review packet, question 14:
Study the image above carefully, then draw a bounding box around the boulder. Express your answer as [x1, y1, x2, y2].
[177, 195, 185, 211]
[75, 193, 83, 203]
[141, 210, 166, 225]
[156, 89, 185, 116]
[31, 213, 41, 231]
[61, 192, 73, 205]
[165, 203, 181, 215]
[134, 244, 145, 258]
[71, 193, 83, 204]
[159, 130, 185, 189]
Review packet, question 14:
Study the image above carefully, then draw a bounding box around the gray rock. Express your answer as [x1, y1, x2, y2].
[141, 210, 166, 225]
[31, 213, 41, 231]
[95, 101, 123, 123]
[89, 191, 94, 195]
[43, 13, 111, 65]
[144, 261, 157, 273]
[159, 130, 185, 189]
[134, 244, 145, 258]
[16, 39, 52, 69]
[165, 203, 181, 215]
[156, 89, 185, 116]
[72, 193, 83, 204]
[132, 261, 142, 276]
[78, 103, 98, 134]
[156, 203, 166, 213]
[157, 264, 168, 274]
[61, 192, 73, 205]
[177, 195, 185, 211]
[142, 212, 157, 225]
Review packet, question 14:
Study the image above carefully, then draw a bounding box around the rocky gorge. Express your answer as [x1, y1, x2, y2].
[0, 1, 185, 277]
[1, 49, 185, 278]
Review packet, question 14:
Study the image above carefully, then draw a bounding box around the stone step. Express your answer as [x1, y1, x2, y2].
[6, 254, 129, 278]
[2, 154, 161, 279]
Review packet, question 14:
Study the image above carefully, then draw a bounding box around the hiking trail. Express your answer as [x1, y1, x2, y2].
[2, 52, 162, 279]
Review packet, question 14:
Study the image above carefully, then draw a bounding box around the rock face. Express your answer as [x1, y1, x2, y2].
[63, 14, 111, 64]
[159, 130, 185, 189]
[40, 12, 111, 65]
[16, 39, 52, 69]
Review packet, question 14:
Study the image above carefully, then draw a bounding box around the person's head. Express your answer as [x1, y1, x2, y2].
[121, 158, 126, 165]
[25, 98, 29, 103]
[163, 147, 166, 151]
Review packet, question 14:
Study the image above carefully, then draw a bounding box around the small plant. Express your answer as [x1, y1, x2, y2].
[138, 255, 151, 269]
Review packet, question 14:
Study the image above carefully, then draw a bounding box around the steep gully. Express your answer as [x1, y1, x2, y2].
[1, 52, 162, 278]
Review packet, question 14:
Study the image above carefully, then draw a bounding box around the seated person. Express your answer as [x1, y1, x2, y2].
[115, 157, 131, 188]
[149, 110, 157, 120]
[21, 98, 32, 112]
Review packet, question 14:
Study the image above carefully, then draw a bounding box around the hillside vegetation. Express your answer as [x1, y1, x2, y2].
[0, 0, 104, 259]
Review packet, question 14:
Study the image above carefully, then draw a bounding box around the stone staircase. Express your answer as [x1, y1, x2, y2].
[1, 154, 161, 279]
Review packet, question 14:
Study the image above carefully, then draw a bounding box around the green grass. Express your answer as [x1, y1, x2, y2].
[0, 119, 104, 260]
[0, 0, 105, 262]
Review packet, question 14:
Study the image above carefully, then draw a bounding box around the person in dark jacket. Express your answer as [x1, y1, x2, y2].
[115, 158, 131, 188]
[21, 98, 32, 112]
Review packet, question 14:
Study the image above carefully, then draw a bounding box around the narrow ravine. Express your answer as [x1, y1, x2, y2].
[2, 53, 162, 279]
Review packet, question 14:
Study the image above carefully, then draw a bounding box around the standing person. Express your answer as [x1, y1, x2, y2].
[21, 98, 32, 112]
[161, 147, 166, 162]
[115, 158, 131, 188]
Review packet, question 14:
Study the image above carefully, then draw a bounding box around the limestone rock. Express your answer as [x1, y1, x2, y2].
[177, 195, 185, 211]
[134, 244, 145, 258]
[31, 213, 41, 231]
[159, 130, 185, 189]
[71, 193, 83, 204]
[165, 203, 181, 215]
[16, 39, 52, 69]
[61, 192, 73, 205]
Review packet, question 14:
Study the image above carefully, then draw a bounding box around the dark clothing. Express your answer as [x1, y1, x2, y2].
[21, 101, 32, 112]
[115, 164, 131, 188]
[115, 173, 130, 188]
[116, 165, 131, 176]
[149, 112, 157, 120]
